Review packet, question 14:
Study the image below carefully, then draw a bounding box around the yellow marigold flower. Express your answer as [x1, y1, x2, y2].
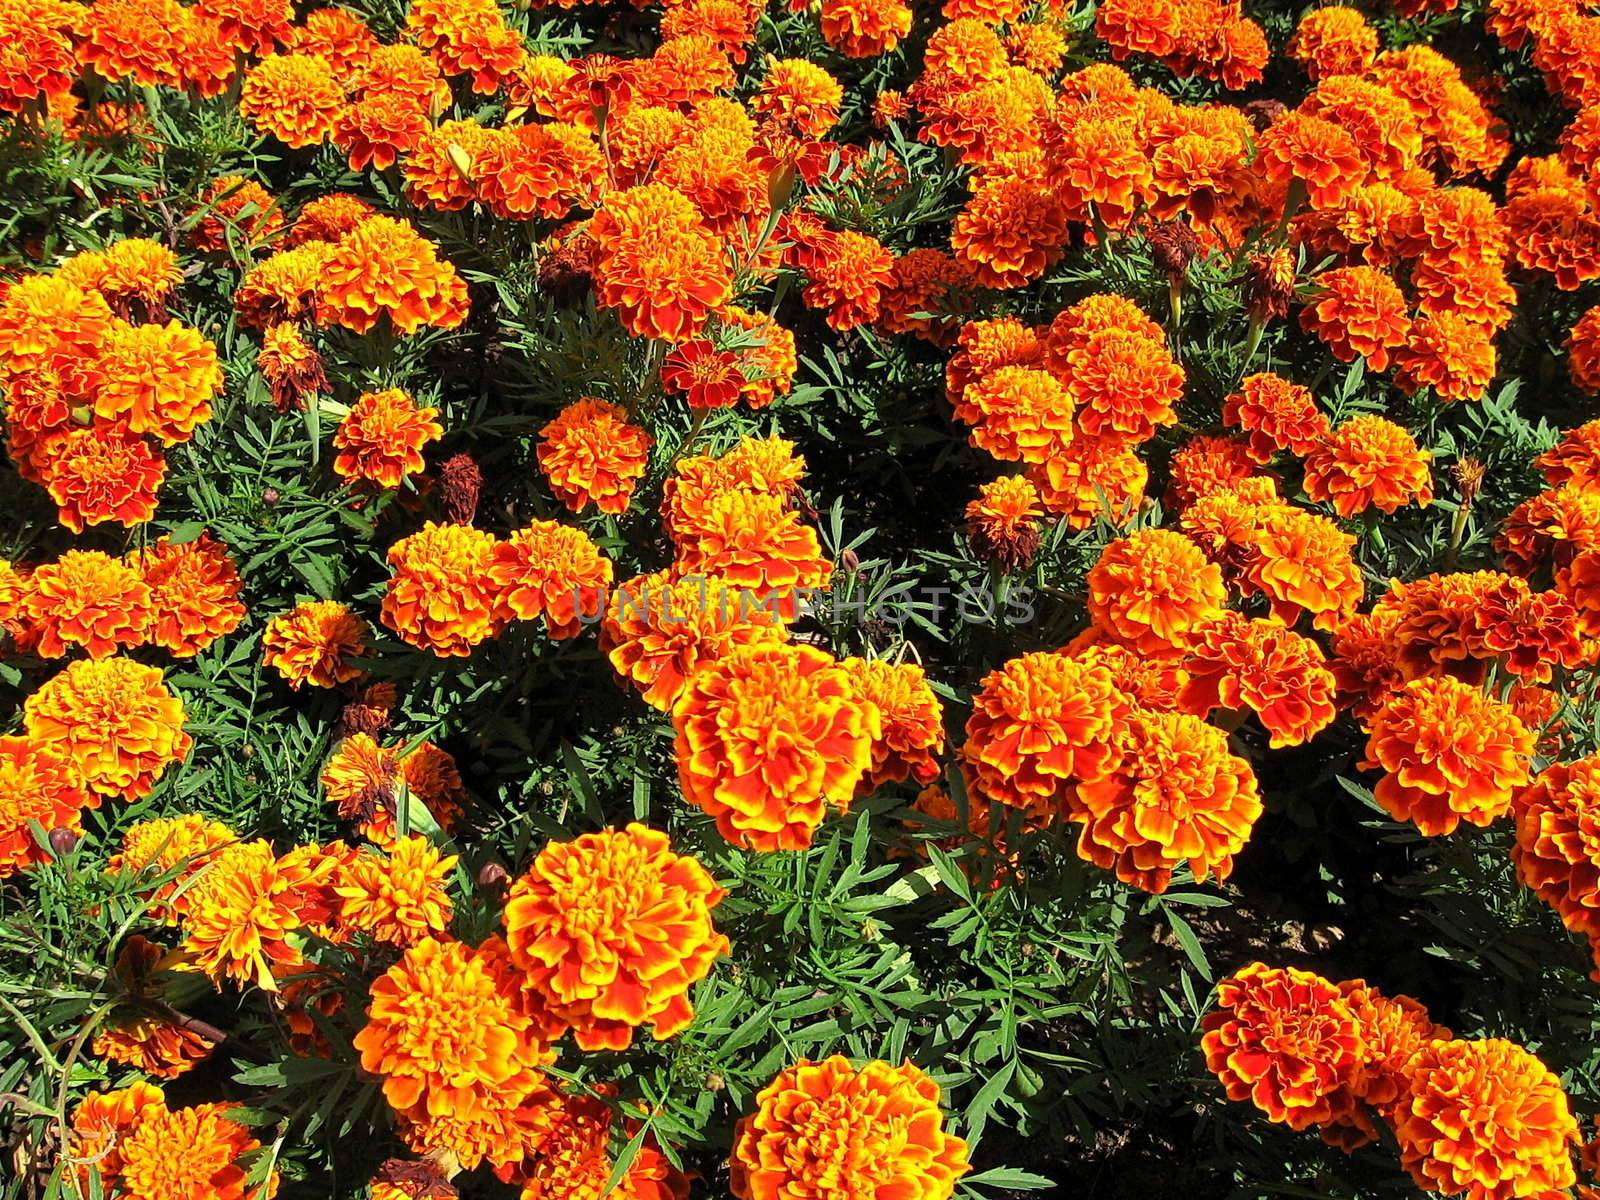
[1362, 675, 1535, 836]
[262, 599, 369, 689]
[1394, 1039, 1578, 1200]
[332, 388, 443, 490]
[487, 521, 614, 640]
[318, 216, 469, 336]
[1074, 709, 1262, 892]
[961, 650, 1126, 823]
[118, 1100, 278, 1200]
[381, 522, 504, 657]
[336, 835, 456, 946]
[1303, 415, 1433, 517]
[842, 657, 946, 793]
[180, 838, 338, 990]
[730, 1056, 970, 1200]
[504, 823, 728, 1050]
[93, 319, 222, 445]
[107, 813, 236, 921]
[240, 52, 344, 148]
[0, 734, 89, 877]
[674, 643, 878, 851]
[536, 398, 652, 516]
[1087, 529, 1226, 656]
[600, 571, 789, 712]
[128, 533, 247, 657]
[354, 935, 556, 1138]
[18, 548, 151, 659]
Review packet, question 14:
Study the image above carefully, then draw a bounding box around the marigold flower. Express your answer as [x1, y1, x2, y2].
[589, 184, 732, 343]
[321, 734, 465, 847]
[1181, 613, 1337, 748]
[1468, 576, 1589, 683]
[117, 1101, 278, 1200]
[503, 823, 727, 1050]
[1299, 266, 1412, 372]
[951, 174, 1069, 290]
[336, 835, 456, 946]
[965, 475, 1044, 571]
[258, 322, 329, 412]
[671, 490, 832, 615]
[1288, 6, 1377, 80]
[719, 305, 798, 407]
[331, 389, 443, 490]
[381, 522, 504, 656]
[802, 230, 894, 332]
[674, 643, 877, 851]
[952, 366, 1075, 465]
[262, 599, 368, 689]
[93, 1009, 217, 1080]
[0, 734, 88, 876]
[1200, 963, 1365, 1131]
[60, 239, 183, 323]
[1222, 373, 1328, 464]
[290, 191, 377, 246]
[18, 549, 150, 660]
[0, 3, 78, 114]
[79, 0, 189, 86]
[1539, 419, 1600, 490]
[1166, 435, 1260, 511]
[961, 651, 1126, 821]
[1067, 328, 1184, 445]
[1329, 609, 1406, 723]
[1255, 111, 1366, 212]
[234, 243, 335, 331]
[127, 533, 246, 658]
[240, 53, 344, 148]
[192, 175, 284, 254]
[369, 1158, 459, 1200]
[1025, 434, 1147, 528]
[68, 1083, 167, 1190]
[600, 572, 787, 712]
[107, 812, 236, 920]
[1088, 529, 1225, 655]
[1567, 305, 1600, 395]
[819, 0, 912, 57]
[319, 216, 469, 336]
[1341, 980, 1451, 1118]
[1363, 675, 1534, 836]
[94, 319, 221, 445]
[1303, 415, 1433, 517]
[535, 398, 651, 516]
[180, 838, 336, 989]
[754, 59, 842, 136]
[1501, 485, 1600, 577]
[842, 658, 945, 793]
[0, 275, 112, 395]
[661, 435, 807, 543]
[1395, 312, 1498, 403]
[488, 521, 614, 640]
[730, 1056, 970, 1200]
[1247, 507, 1363, 632]
[1394, 1039, 1578, 1200]
[1513, 755, 1600, 939]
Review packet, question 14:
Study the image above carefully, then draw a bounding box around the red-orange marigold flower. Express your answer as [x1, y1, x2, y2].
[1255, 111, 1365, 210]
[965, 475, 1044, 571]
[843, 657, 946, 793]
[1303, 415, 1433, 517]
[117, 1100, 279, 1200]
[240, 52, 344, 148]
[487, 521, 614, 640]
[1569, 305, 1600, 395]
[333, 389, 443, 490]
[192, 175, 283, 254]
[588, 184, 732, 343]
[503, 823, 729, 1050]
[951, 174, 1069, 291]
[535, 398, 651, 516]
[1395, 311, 1498, 403]
[94, 319, 222, 445]
[1247, 508, 1363, 632]
[318, 216, 469, 336]
[1181, 613, 1337, 748]
[1514, 755, 1600, 937]
[1287, 7, 1378, 80]
[0, 734, 89, 876]
[381, 522, 504, 656]
[129, 533, 246, 657]
[263, 599, 369, 689]
[1362, 675, 1534, 836]
[20, 549, 151, 660]
[1299, 266, 1412, 371]
[1087, 529, 1225, 655]
[819, 0, 912, 57]
[1222, 373, 1328, 463]
[951, 365, 1075, 465]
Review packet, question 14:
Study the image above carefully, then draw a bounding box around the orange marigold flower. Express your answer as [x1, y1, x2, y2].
[674, 642, 877, 851]
[234, 243, 336, 330]
[473, 122, 604, 223]
[1166, 434, 1260, 511]
[1066, 327, 1184, 445]
[1074, 709, 1261, 891]
[382, 522, 504, 657]
[37, 422, 165, 534]
[1468, 575, 1589, 683]
[1247, 506, 1363, 631]
[320, 733, 465, 848]
[1299, 265, 1412, 372]
[487, 521, 614, 640]
[730, 1056, 969, 1200]
[79, 0, 188, 86]
[589, 184, 732, 343]
[952, 174, 1069, 291]
[1394, 1040, 1578, 1200]
[951, 365, 1075, 465]
[1255, 111, 1365, 211]
[0, 734, 89, 876]
[661, 435, 806, 542]
[843, 657, 945, 793]
[60, 238, 183, 323]
[1303, 415, 1433, 517]
[94, 319, 221, 445]
[1339, 979, 1451, 1120]
[20, 549, 150, 660]
[965, 474, 1044, 572]
[754, 58, 843, 137]
[1500, 485, 1600, 577]
[0, 3, 78, 114]
[336, 835, 456, 946]
[1287, 6, 1377, 80]
[1362, 675, 1534, 836]
[1394, 312, 1498, 403]
[107, 813, 236, 921]
[600, 571, 788, 712]
[117, 1100, 278, 1200]
[535, 398, 651, 516]
[1181, 613, 1337, 748]
[1200, 963, 1364, 1131]
[719, 305, 798, 408]
[671, 490, 832, 615]
[1025, 433, 1147, 528]
[240, 52, 344, 148]
[258, 322, 329, 412]
[179, 838, 334, 989]
[1329, 609, 1406, 724]
[333, 91, 430, 171]
[1087, 529, 1225, 655]
[333, 388, 443, 490]
[128, 533, 246, 657]
[319, 216, 469, 336]
[1566, 304, 1600, 395]
[0, 275, 112, 398]
[819, 0, 912, 57]
[68, 1082, 167, 1190]
[1374, 570, 1501, 683]
[1538, 418, 1600, 489]
[263, 600, 369, 689]
[192, 175, 283, 254]
[961, 651, 1127, 821]
[1514, 755, 1600, 938]
[1222, 373, 1328, 464]
[194, 0, 292, 54]
[290, 191, 377, 246]
[93, 1009, 216, 1080]
[802, 230, 894, 332]
[504, 824, 727, 1050]
[409, 0, 525, 92]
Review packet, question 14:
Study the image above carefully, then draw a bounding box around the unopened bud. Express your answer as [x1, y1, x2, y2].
[446, 143, 474, 183]
[262, 487, 281, 507]
[48, 827, 78, 856]
[477, 861, 510, 892]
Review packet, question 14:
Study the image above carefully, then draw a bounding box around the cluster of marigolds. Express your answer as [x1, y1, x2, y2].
[0, 0, 1599, 1189]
